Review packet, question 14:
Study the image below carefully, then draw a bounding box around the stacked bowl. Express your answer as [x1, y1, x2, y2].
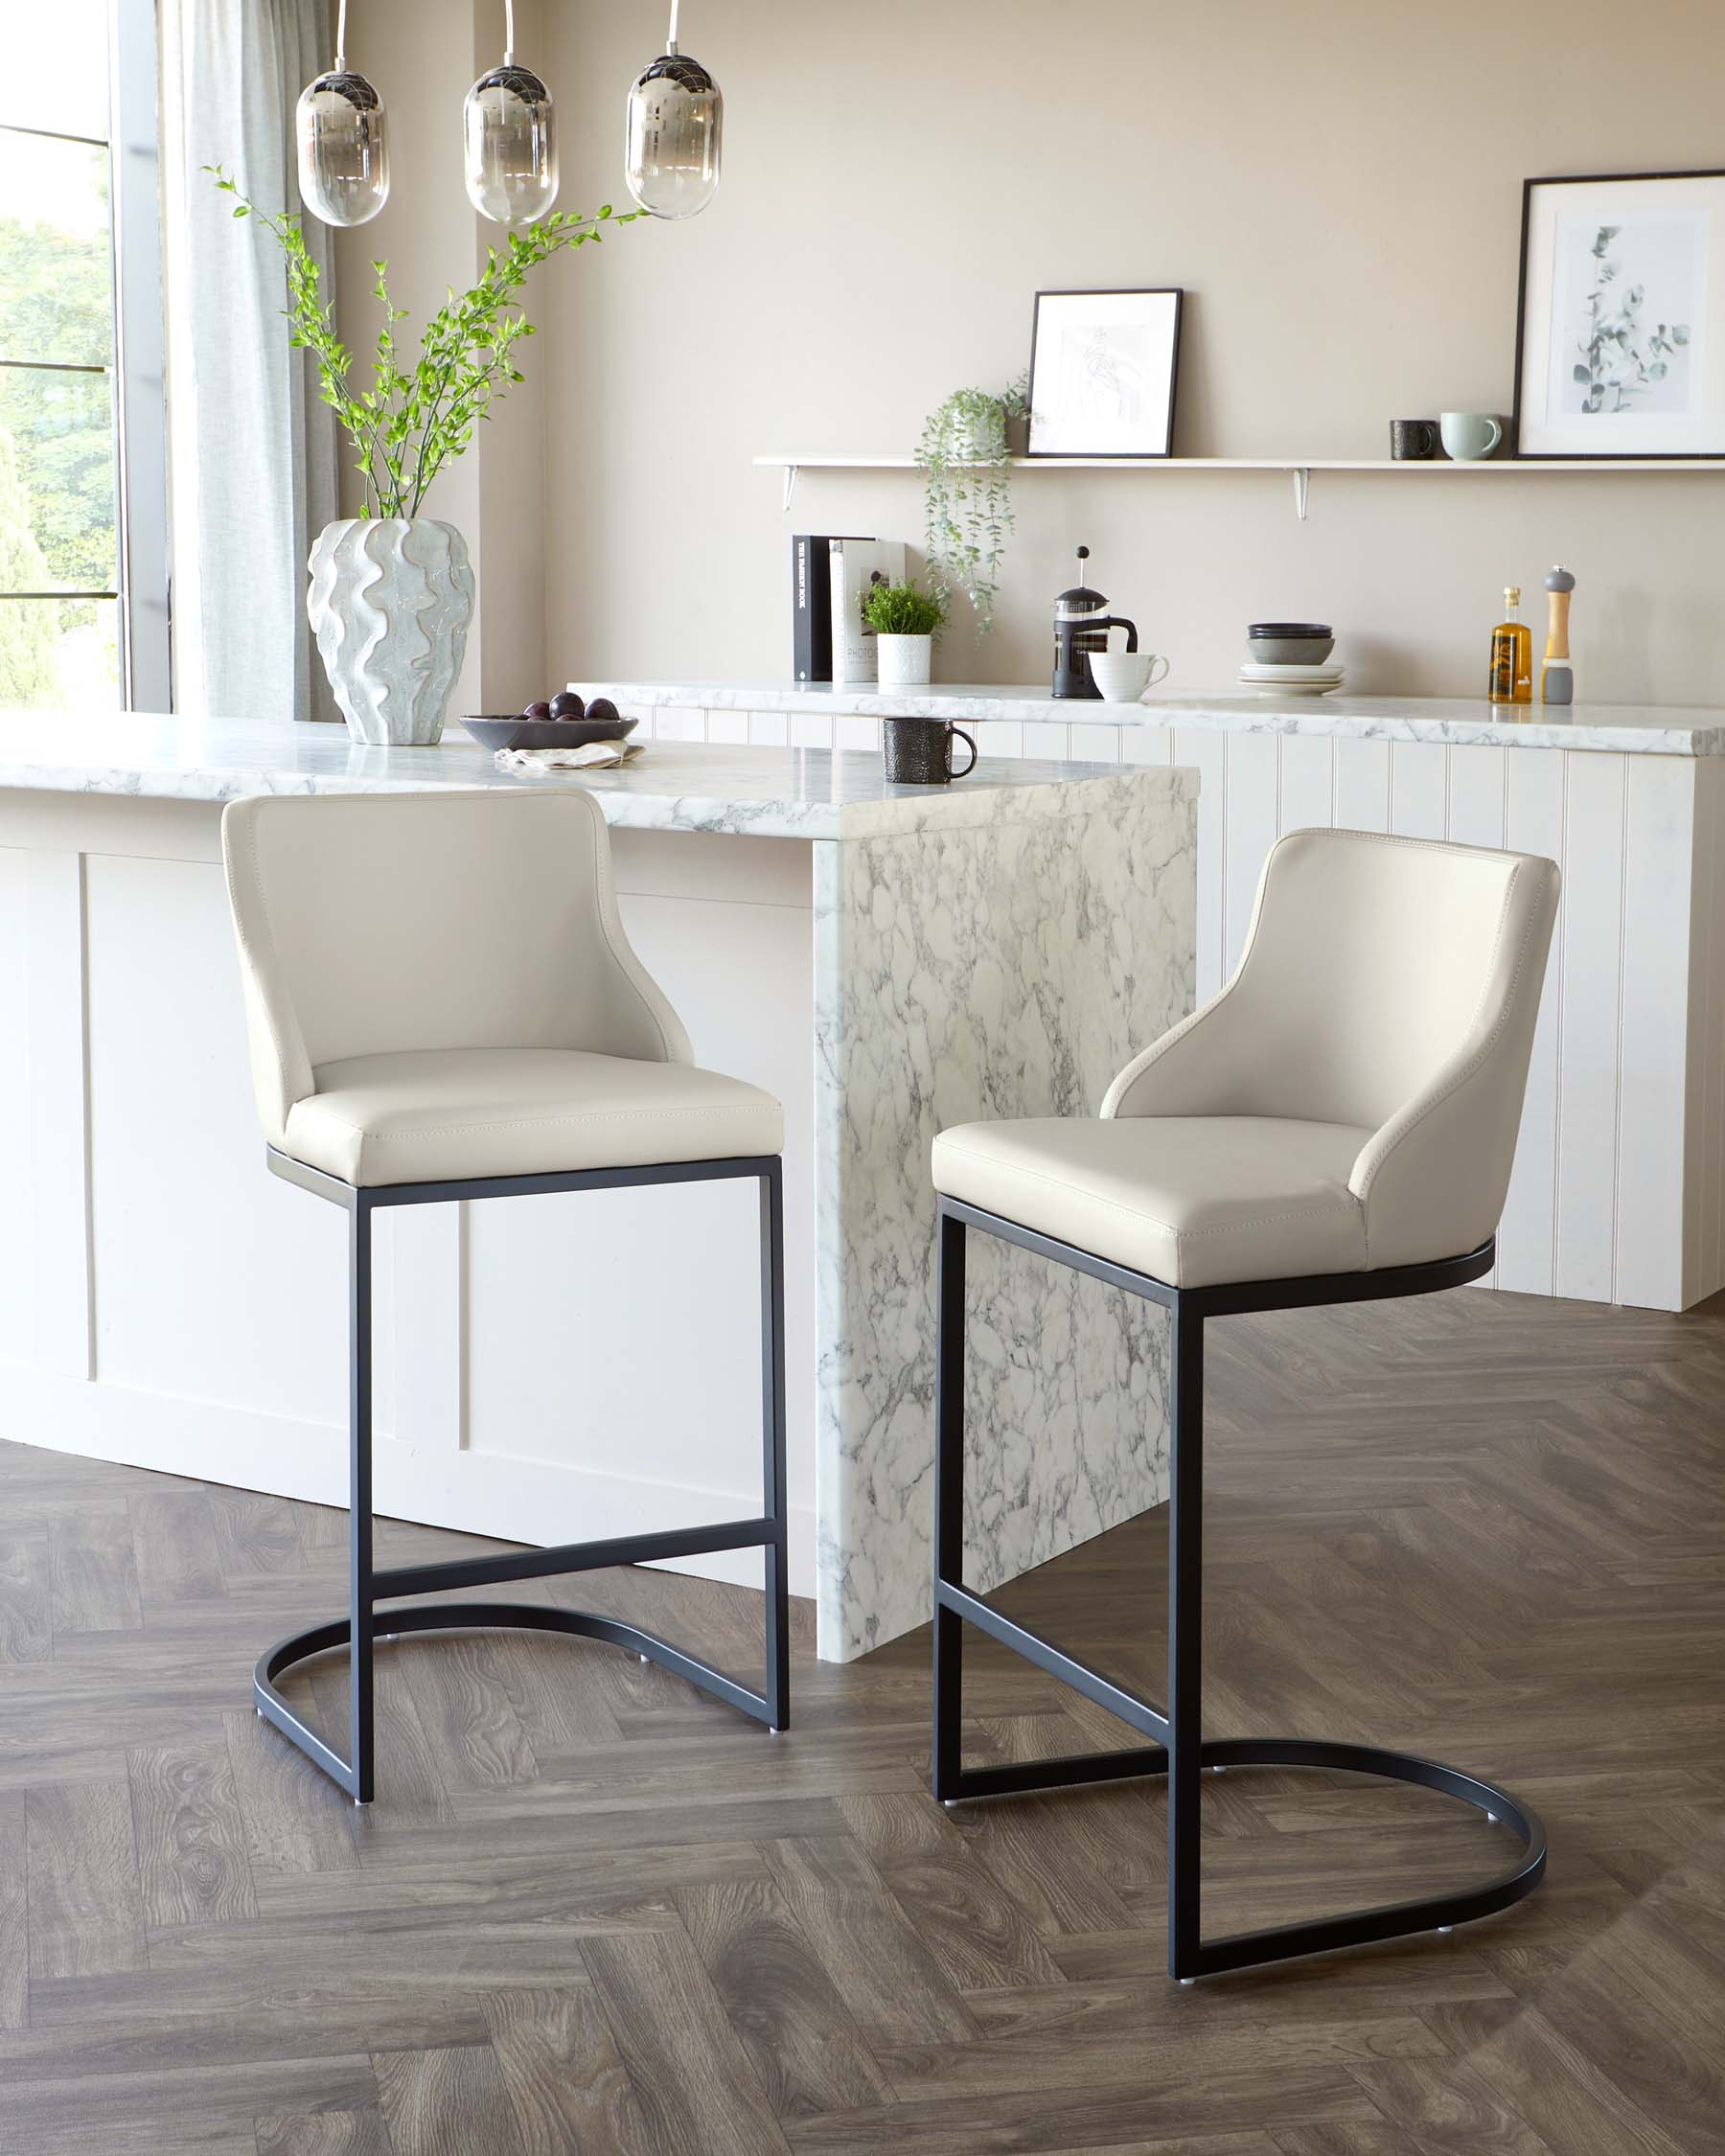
[1240, 622, 1344, 697]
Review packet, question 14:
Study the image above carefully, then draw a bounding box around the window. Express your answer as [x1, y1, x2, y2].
[0, 0, 169, 710]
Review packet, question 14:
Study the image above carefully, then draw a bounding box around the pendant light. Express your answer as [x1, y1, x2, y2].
[464, 0, 560, 226]
[295, 0, 390, 227]
[625, 0, 723, 220]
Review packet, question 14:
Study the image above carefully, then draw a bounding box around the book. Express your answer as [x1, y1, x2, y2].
[829, 539, 908, 684]
[791, 532, 869, 682]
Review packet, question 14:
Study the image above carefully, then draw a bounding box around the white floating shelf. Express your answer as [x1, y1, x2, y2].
[755, 451, 1725, 518]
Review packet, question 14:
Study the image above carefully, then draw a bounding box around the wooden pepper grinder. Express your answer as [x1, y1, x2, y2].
[1542, 566, 1576, 705]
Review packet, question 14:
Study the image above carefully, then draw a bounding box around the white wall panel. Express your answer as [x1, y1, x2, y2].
[1498, 749, 1566, 1297]
[1222, 732, 1278, 978]
[1334, 739, 1392, 833]
[1554, 753, 1627, 1303]
[1617, 757, 1694, 1312]
[0, 849, 34, 1366]
[1390, 741, 1447, 839]
[1278, 734, 1335, 835]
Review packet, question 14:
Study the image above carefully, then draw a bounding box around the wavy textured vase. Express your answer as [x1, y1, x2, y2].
[307, 519, 475, 746]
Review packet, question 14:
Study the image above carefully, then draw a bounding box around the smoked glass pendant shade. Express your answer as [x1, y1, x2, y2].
[625, 50, 722, 219]
[464, 61, 559, 225]
[295, 69, 389, 226]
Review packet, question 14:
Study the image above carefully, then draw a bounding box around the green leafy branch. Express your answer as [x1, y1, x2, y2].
[208, 168, 642, 517]
[917, 375, 1027, 634]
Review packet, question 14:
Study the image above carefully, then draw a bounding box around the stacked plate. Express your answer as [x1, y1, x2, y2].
[1239, 621, 1344, 698]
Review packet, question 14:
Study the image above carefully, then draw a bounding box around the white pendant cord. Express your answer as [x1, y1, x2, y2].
[334, 0, 348, 70]
[667, 0, 680, 55]
[504, 0, 516, 63]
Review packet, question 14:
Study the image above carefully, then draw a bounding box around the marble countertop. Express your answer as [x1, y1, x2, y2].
[0, 710, 1184, 840]
[574, 680, 1725, 756]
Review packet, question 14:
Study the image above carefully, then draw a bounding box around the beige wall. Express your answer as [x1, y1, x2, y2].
[340, 0, 1725, 705]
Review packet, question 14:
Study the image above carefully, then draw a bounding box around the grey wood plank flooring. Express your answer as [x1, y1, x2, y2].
[0, 1280, 1722, 2150]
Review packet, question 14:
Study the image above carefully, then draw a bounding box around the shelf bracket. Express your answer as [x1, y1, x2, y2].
[781, 462, 799, 513]
[1292, 467, 1310, 521]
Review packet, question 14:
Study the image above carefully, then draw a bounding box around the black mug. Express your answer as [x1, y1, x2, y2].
[882, 715, 978, 785]
[1390, 418, 1439, 460]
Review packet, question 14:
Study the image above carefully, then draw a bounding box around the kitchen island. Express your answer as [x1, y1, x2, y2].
[0, 714, 1196, 1661]
[582, 681, 1725, 1313]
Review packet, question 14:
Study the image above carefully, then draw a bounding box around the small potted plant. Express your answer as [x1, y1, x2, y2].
[862, 578, 946, 687]
[918, 376, 1027, 634]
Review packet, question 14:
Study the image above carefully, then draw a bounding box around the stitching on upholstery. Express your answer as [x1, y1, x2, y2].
[300, 1102, 780, 1143]
[1352, 860, 1549, 1209]
[932, 1137, 1362, 1244]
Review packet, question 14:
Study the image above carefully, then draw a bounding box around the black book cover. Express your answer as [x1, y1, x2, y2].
[792, 533, 869, 682]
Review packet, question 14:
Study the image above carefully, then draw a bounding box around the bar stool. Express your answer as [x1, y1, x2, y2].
[930, 828, 1560, 1980]
[220, 788, 788, 1804]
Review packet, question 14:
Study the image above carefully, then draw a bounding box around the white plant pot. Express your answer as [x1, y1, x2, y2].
[307, 517, 475, 746]
[876, 632, 932, 687]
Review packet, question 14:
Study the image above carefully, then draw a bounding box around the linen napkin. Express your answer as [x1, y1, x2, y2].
[494, 740, 646, 774]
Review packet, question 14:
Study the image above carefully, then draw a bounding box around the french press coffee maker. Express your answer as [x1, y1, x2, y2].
[1052, 545, 1138, 700]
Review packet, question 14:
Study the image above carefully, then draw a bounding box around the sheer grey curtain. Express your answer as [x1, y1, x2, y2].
[161, 0, 340, 722]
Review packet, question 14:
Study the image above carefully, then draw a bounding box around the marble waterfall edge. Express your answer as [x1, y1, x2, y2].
[814, 769, 1198, 1660]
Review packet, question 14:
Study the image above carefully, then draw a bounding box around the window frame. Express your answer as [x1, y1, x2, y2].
[0, 0, 172, 710]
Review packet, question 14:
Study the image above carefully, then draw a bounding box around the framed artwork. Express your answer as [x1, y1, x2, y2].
[1514, 170, 1725, 458]
[1026, 287, 1183, 458]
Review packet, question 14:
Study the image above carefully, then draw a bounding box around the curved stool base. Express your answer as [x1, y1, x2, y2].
[255, 1599, 781, 1801]
[943, 1731, 1545, 1980]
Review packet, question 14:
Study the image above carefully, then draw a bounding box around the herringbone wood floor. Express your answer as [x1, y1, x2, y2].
[4, 1281, 1725, 2153]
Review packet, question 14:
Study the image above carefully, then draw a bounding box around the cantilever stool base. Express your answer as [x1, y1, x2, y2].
[255, 1148, 790, 1807]
[931, 1195, 1546, 1983]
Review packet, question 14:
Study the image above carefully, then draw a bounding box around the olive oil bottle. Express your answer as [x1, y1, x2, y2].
[1488, 585, 1532, 704]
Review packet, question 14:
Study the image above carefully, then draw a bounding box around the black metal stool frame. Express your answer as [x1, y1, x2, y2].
[256, 1148, 789, 1805]
[932, 1195, 1546, 1981]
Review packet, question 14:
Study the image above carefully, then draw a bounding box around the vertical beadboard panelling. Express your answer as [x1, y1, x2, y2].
[1555, 752, 1627, 1303]
[1390, 741, 1448, 838]
[1023, 720, 1070, 761]
[1118, 722, 1173, 767]
[974, 720, 1025, 760]
[25, 851, 93, 1378]
[704, 708, 749, 745]
[1223, 732, 1278, 978]
[833, 714, 882, 753]
[1069, 722, 1121, 763]
[1334, 739, 1391, 832]
[1615, 756, 1694, 1310]
[653, 705, 706, 743]
[1278, 733, 1335, 835]
[748, 711, 790, 745]
[1694, 759, 1725, 1300]
[1498, 749, 1566, 1296]
[1443, 744, 1509, 1286]
[1174, 727, 1230, 998]
[789, 713, 833, 749]
[1446, 745, 1507, 849]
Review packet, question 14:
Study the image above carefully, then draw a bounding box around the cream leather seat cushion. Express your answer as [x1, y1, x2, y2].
[932, 1115, 1373, 1290]
[284, 1046, 785, 1188]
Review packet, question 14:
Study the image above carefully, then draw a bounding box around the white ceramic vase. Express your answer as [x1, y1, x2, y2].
[876, 632, 932, 687]
[307, 517, 476, 746]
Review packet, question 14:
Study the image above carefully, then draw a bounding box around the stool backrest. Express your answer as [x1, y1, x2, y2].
[221, 790, 690, 1145]
[1105, 828, 1560, 1270]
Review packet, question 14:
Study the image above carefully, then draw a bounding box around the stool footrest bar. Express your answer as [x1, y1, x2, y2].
[377, 1515, 780, 1601]
[936, 1580, 1170, 1745]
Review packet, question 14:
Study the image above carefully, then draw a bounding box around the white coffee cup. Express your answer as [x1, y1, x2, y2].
[1440, 411, 1504, 461]
[1090, 649, 1169, 702]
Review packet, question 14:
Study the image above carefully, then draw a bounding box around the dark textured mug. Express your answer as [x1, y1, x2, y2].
[882, 715, 978, 785]
[1390, 418, 1439, 460]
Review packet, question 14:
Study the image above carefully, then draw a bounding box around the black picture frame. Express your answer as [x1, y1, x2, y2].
[1512, 169, 1725, 460]
[1025, 287, 1184, 460]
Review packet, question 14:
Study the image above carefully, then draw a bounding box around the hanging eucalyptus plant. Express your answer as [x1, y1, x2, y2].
[917, 375, 1027, 634]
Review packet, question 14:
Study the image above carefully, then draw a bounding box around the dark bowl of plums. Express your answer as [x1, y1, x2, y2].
[460, 693, 635, 751]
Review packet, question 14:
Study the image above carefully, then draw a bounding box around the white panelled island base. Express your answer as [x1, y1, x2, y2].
[584, 681, 1725, 1313]
[0, 716, 1195, 1661]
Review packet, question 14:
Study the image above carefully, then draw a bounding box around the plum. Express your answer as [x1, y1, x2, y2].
[585, 697, 620, 723]
[549, 691, 585, 720]
[523, 700, 553, 721]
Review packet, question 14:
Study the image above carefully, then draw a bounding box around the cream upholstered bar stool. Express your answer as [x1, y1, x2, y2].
[221, 788, 789, 1804]
[930, 828, 1560, 1980]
